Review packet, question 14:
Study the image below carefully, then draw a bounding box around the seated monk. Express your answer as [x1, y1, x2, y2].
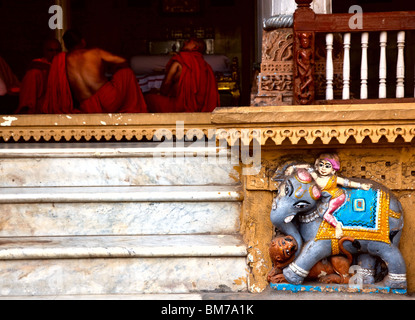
[16, 39, 62, 114]
[42, 29, 147, 114]
[145, 38, 220, 113]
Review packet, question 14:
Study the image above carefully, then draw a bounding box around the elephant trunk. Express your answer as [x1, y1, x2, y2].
[271, 206, 303, 257]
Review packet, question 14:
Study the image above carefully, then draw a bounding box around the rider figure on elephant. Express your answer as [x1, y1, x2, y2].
[294, 153, 372, 239]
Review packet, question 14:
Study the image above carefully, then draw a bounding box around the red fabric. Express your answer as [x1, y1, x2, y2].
[16, 59, 50, 114]
[79, 68, 148, 113]
[145, 51, 220, 113]
[42, 53, 147, 114]
[324, 193, 346, 227]
[41, 52, 76, 114]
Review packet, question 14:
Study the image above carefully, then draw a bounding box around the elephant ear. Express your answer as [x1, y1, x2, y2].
[310, 185, 321, 200]
[296, 168, 313, 183]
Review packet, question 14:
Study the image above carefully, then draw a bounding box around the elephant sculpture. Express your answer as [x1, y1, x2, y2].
[270, 164, 407, 289]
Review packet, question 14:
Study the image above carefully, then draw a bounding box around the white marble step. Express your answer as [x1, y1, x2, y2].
[0, 234, 247, 260]
[0, 142, 239, 187]
[0, 234, 248, 295]
[0, 142, 224, 158]
[0, 185, 242, 203]
[0, 186, 242, 237]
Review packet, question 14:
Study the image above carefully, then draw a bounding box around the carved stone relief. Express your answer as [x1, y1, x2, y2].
[252, 28, 294, 106]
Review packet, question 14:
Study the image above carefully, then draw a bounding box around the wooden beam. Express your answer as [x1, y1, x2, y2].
[295, 11, 415, 33]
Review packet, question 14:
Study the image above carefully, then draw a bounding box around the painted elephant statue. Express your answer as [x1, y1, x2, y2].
[270, 165, 407, 289]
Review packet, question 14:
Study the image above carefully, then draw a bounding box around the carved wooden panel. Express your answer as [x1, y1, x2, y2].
[252, 28, 344, 106]
[253, 28, 294, 106]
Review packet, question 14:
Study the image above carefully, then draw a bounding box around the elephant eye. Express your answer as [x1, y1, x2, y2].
[284, 181, 293, 196]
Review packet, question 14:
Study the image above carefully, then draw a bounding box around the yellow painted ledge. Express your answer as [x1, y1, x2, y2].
[0, 103, 414, 144]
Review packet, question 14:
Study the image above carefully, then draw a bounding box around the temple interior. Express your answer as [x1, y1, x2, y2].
[2, 0, 415, 113]
[0, 0, 257, 113]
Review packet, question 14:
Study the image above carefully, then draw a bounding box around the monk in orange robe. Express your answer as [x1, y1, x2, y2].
[16, 39, 62, 114]
[42, 29, 147, 114]
[145, 39, 220, 113]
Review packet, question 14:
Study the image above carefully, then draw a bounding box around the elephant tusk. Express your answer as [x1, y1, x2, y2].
[284, 215, 295, 223]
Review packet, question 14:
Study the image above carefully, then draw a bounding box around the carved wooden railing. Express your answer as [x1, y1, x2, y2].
[293, 0, 415, 105]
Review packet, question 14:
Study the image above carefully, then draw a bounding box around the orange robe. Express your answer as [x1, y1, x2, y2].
[16, 59, 50, 114]
[42, 52, 148, 114]
[79, 68, 148, 113]
[145, 51, 220, 113]
[41, 53, 75, 114]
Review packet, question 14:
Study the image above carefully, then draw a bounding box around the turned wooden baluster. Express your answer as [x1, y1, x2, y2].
[326, 33, 334, 100]
[396, 31, 405, 98]
[360, 32, 369, 99]
[379, 31, 388, 98]
[342, 33, 351, 100]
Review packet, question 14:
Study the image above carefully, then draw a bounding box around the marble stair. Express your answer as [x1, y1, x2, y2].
[0, 142, 248, 297]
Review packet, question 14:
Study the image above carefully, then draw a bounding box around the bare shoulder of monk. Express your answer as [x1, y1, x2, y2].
[66, 49, 108, 100]
[97, 49, 126, 64]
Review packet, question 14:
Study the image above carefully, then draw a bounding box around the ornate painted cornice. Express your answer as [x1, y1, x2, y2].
[211, 104, 415, 146]
[1, 104, 415, 145]
[0, 113, 215, 143]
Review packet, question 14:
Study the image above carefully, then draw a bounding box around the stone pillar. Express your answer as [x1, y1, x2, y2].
[269, 0, 331, 16]
[54, 0, 70, 48]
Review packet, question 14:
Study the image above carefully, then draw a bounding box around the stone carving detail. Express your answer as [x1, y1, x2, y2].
[247, 149, 415, 192]
[269, 156, 407, 292]
[252, 28, 294, 106]
[246, 160, 280, 191]
[340, 158, 400, 190]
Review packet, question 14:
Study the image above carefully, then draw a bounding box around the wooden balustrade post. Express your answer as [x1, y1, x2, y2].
[293, 0, 316, 105]
[360, 32, 369, 99]
[326, 33, 334, 100]
[396, 31, 406, 98]
[343, 33, 351, 100]
[379, 31, 388, 99]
